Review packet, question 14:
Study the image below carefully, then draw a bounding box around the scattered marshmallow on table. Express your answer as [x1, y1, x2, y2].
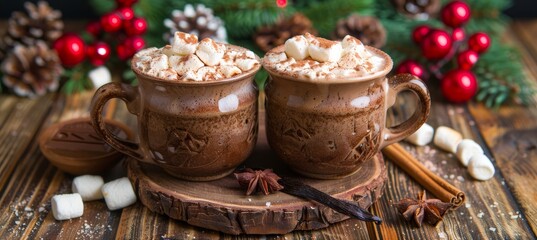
[405, 123, 434, 146]
[72, 175, 104, 201]
[102, 177, 137, 211]
[456, 139, 484, 166]
[468, 154, 495, 181]
[51, 193, 84, 220]
[88, 66, 111, 89]
[433, 126, 463, 153]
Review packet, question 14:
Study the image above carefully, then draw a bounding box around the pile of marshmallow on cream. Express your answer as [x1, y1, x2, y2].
[264, 33, 386, 79]
[134, 32, 259, 81]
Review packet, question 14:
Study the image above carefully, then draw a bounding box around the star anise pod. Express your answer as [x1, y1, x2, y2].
[394, 190, 453, 227]
[234, 168, 284, 195]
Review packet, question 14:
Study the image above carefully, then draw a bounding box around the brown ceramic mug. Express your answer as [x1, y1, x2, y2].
[90, 47, 260, 181]
[263, 46, 430, 179]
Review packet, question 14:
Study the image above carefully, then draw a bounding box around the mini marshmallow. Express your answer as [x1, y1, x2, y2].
[134, 47, 158, 58]
[72, 175, 104, 201]
[102, 177, 137, 211]
[284, 35, 310, 60]
[236, 58, 259, 71]
[172, 32, 198, 55]
[308, 37, 342, 63]
[220, 50, 238, 66]
[341, 35, 371, 58]
[161, 45, 174, 57]
[219, 65, 242, 78]
[197, 66, 223, 81]
[338, 52, 363, 69]
[171, 54, 204, 75]
[182, 71, 202, 81]
[195, 38, 226, 66]
[157, 69, 179, 80]
[88, 66, 111, 89]
[147, 54, 169, 76]
[331, 68, 357, 77]
[51, 193, 84, 220]
[405, 123, 434, 146]
[265, 52, 287, 63]
[456, 139, 484, 166]
[433, 126, 463, 153]
[468, 154, 495, 181]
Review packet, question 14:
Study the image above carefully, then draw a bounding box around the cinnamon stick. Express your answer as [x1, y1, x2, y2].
[382, 143, 465, 209]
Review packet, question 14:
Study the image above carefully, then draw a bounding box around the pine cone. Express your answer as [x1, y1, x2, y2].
[1, 42, 63, 98]
[163, 4, 227, 43]
[332, 14, 387, 48]
[0, 1, 63, 59]
[392, 0, 441, 20]
[254, 13, 317, 52]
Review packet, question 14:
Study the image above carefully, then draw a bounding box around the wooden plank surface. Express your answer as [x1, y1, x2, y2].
[0, 20, 537, 239]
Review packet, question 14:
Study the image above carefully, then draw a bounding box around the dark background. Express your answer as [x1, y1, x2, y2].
[0, 0, 536, 19]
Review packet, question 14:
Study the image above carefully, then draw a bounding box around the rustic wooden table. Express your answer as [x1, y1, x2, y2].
[1, 20, 537, 239]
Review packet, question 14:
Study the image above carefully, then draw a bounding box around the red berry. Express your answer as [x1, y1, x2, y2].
[468, 32, 491, 54]
[85, 21, 101, 38]
[53, 33, 86, 67]
[421, 30, 453, 60]
[441, 69, 478, 103]
[412, 25, 431, 45]
[124, 17, 147, 36]
[115, 0, 138, 7]
[100, 13, 122, 32]
[116, 7, 134, 21]
[395, 59, 427, 80]
[116, 43, 132, 61]
[457, 50, 479, 70]
[125, 36, 145, 52]
[441, 0, 471, 28]
[87, 42, 111, 66]
[452, 28, 465, 42]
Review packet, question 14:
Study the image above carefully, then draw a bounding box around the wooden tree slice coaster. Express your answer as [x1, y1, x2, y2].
[127, 149, 387, 235]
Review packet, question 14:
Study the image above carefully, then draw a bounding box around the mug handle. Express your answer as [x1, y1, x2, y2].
[380, 73, 431, 148]
[90, 82, 144, 160]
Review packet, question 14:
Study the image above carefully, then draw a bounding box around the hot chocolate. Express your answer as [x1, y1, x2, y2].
[262, 33, 386, 80]
[91, 31, 261, 181]
[262, 34, 431, 179]
[133, 32, 259, 82]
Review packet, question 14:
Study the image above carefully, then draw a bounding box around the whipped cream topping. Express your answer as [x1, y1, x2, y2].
[133, 31, 259, 81]
[263, 33, 387, 80]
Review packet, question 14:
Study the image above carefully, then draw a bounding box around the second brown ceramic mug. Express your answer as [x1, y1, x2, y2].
[90, 47, 260, 181]
[263, 46, 431, 179]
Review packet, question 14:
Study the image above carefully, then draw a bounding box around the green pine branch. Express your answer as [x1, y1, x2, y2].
[300, 0, 374, 38]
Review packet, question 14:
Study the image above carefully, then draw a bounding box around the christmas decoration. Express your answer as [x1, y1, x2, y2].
[163, 4, 227, 44]
[255, 13, 317, 52]
[457, 50, 479, 70]
[332, 14, 387, 48]
[1, 41, 63, 98]
[392, 0, 441, 20]
[452, 28, 465, 42]
[412, 25, 431, 45]
[441, 69, 478, 103]
[234, 168, 284, 195]
[116, 7, 135, 21]
[394, 190, 453, 227]
[100, 13, 123, 33]
[441, 0, 471, 28]
[86, 21, 102, 38]
[0, 1, 63, 59]
[396, 59, 427, 80]
[53, 33, 86, 67]
[420, 29, 452, 60]
[124, 17, 148, 36]
[468, 32, 491, 54]
[86, 42, 111, 66]
[116, 0, 138, 8]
